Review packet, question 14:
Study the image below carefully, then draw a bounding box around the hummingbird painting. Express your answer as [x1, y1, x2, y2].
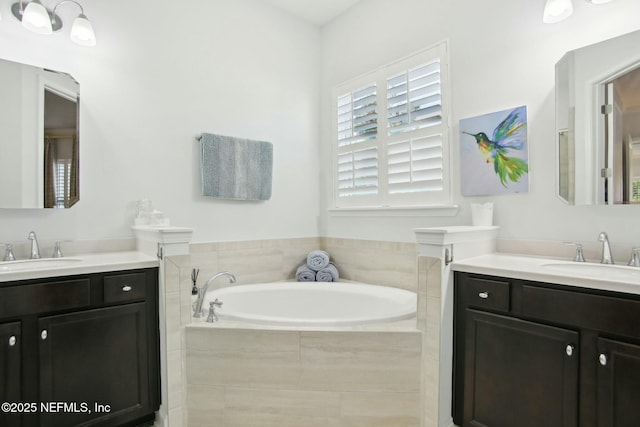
[462, 106, 529, 188]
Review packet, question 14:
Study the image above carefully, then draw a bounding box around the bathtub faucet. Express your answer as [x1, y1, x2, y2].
[193, 271, 236, 318]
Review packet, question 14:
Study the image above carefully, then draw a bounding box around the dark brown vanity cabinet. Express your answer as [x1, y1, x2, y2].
[453, 272, 640, 427]
[0, 268, 160, 427]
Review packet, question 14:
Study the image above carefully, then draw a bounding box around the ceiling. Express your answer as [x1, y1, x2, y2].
[261, 0, 362, 26]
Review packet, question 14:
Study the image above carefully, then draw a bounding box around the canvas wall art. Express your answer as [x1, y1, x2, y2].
[460, 105, 529, 196]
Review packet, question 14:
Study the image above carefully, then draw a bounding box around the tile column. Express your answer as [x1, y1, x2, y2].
[414, 226, 498, 427]
[133, 226, 194, 427]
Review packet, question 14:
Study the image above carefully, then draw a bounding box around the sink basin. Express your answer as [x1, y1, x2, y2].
[542, 262, 640, 280]
[0, 258, 82, 272]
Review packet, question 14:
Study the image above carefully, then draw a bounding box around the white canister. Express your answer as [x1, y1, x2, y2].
[471, 202, 494, 226]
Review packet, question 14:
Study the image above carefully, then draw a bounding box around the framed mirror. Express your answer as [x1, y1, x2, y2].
[0, 58, 79, 209]
[555, 29, 640, 205]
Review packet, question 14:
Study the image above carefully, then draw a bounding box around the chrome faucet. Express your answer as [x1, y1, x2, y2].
[597, 232, 614, 264]
[28, 231, 40, 259]
[193, 271, 236, 318]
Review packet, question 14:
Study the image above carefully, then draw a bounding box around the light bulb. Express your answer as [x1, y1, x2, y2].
[22, 0, 53, 34]
[70, 14, 96, 46]
[543, 0, 574, 23]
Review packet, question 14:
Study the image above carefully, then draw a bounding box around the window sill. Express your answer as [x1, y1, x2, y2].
[328, 205, 460, 217]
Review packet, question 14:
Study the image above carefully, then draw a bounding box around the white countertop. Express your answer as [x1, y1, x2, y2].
[0, 251, 159, 282]
[452, 253, 640, 295]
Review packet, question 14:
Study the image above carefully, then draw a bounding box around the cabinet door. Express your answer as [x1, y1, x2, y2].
[463, 310, 579, 427]
[38, 303, 151, 427]
[597, 337, 640, 427]
[0, 322, 21, 427]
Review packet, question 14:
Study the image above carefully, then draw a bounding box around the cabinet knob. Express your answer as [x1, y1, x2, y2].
[478, 291, 490, 299]
[41, 330, 48, 340]
[121, 285, 132, 292]
[565, 344, 575, 357]
[8, 335, 16, 347]
[599, 353, 608, 366]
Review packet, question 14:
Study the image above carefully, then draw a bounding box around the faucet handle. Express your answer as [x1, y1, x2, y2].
[1, 244, 16, 262]
[564, 242, 586, 262]
[52, 241, 64, 258]
[628, 247, 640, 267]
[207, 299, 223, 323]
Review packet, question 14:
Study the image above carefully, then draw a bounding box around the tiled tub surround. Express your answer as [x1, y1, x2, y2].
[161, 237, 442, 427]
[186, 326, 422, 427]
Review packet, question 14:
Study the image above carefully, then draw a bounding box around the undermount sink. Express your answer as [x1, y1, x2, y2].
[0, 258, 82, 272]
[542, 262, 640, 280]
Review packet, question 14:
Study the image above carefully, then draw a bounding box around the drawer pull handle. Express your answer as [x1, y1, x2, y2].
[8, 336, 16, 347]
[478, 291, 490, 299]
[122, 285, 133, 292]
[41, 330, 48, 340]
[565, 344, 574, 357]
[599, 353, 608, 366]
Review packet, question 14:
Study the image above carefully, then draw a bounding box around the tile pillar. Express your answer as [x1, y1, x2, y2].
[414, 226, 498, 427]
[133, 226, 194, 427]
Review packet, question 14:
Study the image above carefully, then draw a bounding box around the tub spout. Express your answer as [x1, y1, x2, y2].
[194, 271, 236, 318]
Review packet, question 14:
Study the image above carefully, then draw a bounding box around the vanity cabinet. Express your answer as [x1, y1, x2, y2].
[0, 268, 160, 427]
[453, 272, 640, 427]
[0, 321, 22, 427]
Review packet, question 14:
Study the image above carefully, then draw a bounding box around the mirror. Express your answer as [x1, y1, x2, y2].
[555, 29, 640, 205]
[0, 58, 79, 209]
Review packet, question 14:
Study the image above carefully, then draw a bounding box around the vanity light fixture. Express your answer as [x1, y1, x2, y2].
[543, 0, 574, 23]
[544, 0, 615, 23]
[11, 0, 96, 46]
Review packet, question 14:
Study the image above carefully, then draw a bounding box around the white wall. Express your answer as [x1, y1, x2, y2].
[0, 0, 320, 244]
[319, 0, 640, 245]
[2, 0, 640, 249]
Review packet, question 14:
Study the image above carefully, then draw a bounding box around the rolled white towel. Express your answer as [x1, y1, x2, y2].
[316, 263, 339, 282]
[307, 250, 330, 271]
[296, 264, 316, 282]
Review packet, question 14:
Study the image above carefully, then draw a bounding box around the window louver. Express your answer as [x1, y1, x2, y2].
[337, 84, 377, 147]
[337, 148, 379, 198]
[387, 61, 441, 135]
[387, 135, 443, 194]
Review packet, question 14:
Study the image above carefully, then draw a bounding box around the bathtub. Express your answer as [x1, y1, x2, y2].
[202, 281, 417, 326]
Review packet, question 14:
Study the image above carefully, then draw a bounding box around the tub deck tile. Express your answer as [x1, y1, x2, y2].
[299, 331, 421, 392]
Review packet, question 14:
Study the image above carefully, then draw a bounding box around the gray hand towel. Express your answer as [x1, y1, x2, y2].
[200, 133, 273, 201]
[316, 263, 339, 282]
[307, 250, 330, 271]
[296, 264, 316, 282]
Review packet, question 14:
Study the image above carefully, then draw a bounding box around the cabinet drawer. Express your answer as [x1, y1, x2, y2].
[103, 272, 147, 303]
[522, 285, 640, 339]
[461, 276, 511, 313]
[0, 279, 90, 318]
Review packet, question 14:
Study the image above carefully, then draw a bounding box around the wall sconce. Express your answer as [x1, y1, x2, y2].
[11, 0, 96, 46]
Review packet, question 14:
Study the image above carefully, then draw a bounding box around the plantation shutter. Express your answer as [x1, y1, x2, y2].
[387, 134, 443, 195]
[335, 81, 379, 205]
[387, 61, 442, 135]
[333, 42, 449, 208]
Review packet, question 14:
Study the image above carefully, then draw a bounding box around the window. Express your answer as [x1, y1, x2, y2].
[332, 42, 450, 209]
[55, 159, 71, 208]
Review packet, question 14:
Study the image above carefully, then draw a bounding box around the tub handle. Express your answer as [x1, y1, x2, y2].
[207, 299, 223, 323]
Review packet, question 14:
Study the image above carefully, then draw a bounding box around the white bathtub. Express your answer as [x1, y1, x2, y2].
[203, 281, 417, 326]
